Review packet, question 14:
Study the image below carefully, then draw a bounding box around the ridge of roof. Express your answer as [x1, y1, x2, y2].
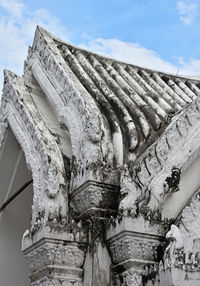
[30, 26, 200, 162]
[37, 26, 200, 83]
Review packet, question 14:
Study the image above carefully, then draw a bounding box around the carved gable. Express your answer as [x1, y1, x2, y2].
[1, 26, 200, 286]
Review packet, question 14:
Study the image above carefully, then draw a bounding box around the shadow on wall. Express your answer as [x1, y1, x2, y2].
[0, 128, 33, 286]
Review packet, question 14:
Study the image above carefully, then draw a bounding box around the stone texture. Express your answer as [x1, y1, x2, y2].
[1, 26, 200, 285]
[23, 237, 84, 285]
[70, 180, 119, 218]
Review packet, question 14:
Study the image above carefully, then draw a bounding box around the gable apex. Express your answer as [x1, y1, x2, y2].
[25, 26, 200, 165]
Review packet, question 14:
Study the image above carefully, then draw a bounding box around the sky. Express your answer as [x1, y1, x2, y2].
[1, 0, 200, 92]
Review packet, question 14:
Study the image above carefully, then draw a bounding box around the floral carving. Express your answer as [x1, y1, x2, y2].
[70, 181, 119, 216]
[31, 277, 82, 286]
[109, 235, 160, 265]
[3, 26, 200, 286]
[24, 240, 85, 273]
[118, 96, 200, 220]
[1, 71, 69, 232]
[115, 270, 142, 286]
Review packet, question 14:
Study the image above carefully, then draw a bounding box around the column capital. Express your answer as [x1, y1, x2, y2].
[23, 237, 85, 285]
[106, 216, 166, 284]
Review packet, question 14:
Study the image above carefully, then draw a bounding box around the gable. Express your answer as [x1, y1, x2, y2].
[26, 26, 200, 167]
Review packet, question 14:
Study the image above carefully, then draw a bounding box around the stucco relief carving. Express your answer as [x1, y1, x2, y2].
[118, 97, 200, 220]
[23, 238, 85, 286]
[119, 166, 138, 217]
[25, 27, 200, 228]
[1, 71, 69, 233]
[163, 167, 181, 194]
[24, 242, 84, 273]
[164, 224, 184, 266]
[70, 180, 119, 217]
[165, 190, 200, 271]
[114, 270, 142, 286]
[108, 235, 160, 266]
[31, 278, 82, 286]
[28, 28, 117, 176]
[179, 192, 200, 252]
[70, 185, 102, 215]
[3, 26, 200, 286]
[161, 248, 200, 271]
[161, 191, 200, 272]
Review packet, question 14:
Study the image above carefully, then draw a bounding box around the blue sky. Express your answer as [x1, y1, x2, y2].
[0, 0, 200, 92]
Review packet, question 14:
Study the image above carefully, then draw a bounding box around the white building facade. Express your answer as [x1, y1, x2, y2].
[1, 27, 200, 285]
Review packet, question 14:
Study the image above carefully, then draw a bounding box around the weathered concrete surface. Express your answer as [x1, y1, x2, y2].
[1, 26, 200, 285]
[83, 243, 111, 286]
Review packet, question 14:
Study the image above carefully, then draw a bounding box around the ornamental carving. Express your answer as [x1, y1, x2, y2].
[1, 71, 69, 232]
[70, 181, 119, 216]
[161, 248, 200, 271]
[119, 167, 138, 217]
[114, 270, 142, 286]
[163, 167, 181, 194]
[24, 240, 85, 273]
[3, 26, 200, 286]
[31, 277, 82, 286]
[164, 224, 184, 266]
[31, 29, 109, 163]
[118, 96, 200, 219]
[161, 190, 200, 272]
[70, 185, 102, 215]
[108, 236, 160, 265]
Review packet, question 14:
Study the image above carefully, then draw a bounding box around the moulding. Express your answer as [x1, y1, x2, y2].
[70, 180, 119, 218]
[23, 237, 85, 285]
[118, 96, 200, 220]
[106, 216, 165, 284]
[1, 71, 68, 232]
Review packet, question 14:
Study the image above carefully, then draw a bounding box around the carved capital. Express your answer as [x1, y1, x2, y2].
[106, 216, 165, 283]
[31, 277, 82, 286]
[70, 180, 119, 218]
[114, 270, 142, 286]
[23, 237, 85, 285]
[108, 232, 161, 270]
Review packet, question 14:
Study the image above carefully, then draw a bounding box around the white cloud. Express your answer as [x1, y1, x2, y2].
[1, 0, 200, 99]
[80, 38, 178, 73]
[0, 0, 25, 18]
[178, 57, 200, 76]
[177, 1, 199, 25]
[80, 37, 200, 77]
[0, 0, 68, 94]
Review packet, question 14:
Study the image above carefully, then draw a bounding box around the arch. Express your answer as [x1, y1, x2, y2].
[118, 96, 200, 220]
[145, 96, 200, 219]
[1, 70, 69, 231]
[25, 26, 123, 180]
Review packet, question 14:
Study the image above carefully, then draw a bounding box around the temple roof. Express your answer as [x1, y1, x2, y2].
[28, 27, 200, 162]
